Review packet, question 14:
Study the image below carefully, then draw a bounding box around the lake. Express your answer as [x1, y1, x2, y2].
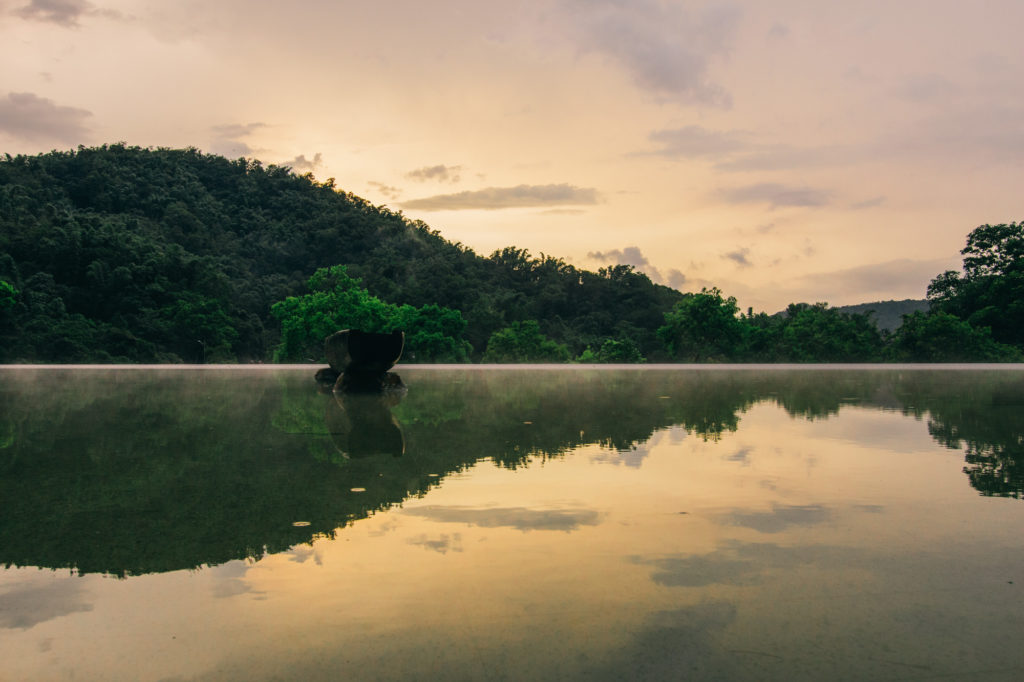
[1, 366, 1023, 681]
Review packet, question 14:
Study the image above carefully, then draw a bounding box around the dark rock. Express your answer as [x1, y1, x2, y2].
[314, 367, 341, 390]
[324, 329, 404, 375]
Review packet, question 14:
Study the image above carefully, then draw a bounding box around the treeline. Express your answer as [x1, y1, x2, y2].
[0, 145, 1021, 363]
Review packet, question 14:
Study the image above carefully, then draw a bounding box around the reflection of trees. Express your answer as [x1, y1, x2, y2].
[919, 378, 1024, 499]
[2, 368, 1023, 577]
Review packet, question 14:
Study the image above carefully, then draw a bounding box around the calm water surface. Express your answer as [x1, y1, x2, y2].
[1, 366, 1023, 681]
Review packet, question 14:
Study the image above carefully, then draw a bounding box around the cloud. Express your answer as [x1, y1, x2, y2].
[714, 182, 830, 208]
[768, 22, 790, 39]
[368, 181, 402, 200]
[795, 257, 955, 302]
[723, 247, 752, 268]
[401, 505, 601, 532]
[588, 245, 689, 290]
[850, 196, 886, 210]
[0, 92, 91, 144]
[13, 0, 122, 26]
[563, 0, 739, 106]
[666, 269, 687, 289]
[208, 122, 265, 158]
[646, 125, 749, 158]
[897, 73, 957, 102]
[644, 125, 858, 172]
[405, 164, 462, 183]
[15, 0, 88, 26]
[588, 245, 651, 269]
[284, 152, 322, 173]
[399, 183, 600, 211]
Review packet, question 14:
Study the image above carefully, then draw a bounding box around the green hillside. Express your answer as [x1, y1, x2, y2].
[0, 145, 682, 363]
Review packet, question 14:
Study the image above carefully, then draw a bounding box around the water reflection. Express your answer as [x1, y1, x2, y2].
[325, 392, 406, 459]
[0, 367, 1023, 579]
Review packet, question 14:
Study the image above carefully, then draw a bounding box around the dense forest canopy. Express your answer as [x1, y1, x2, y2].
[0, 145, 1020, 363]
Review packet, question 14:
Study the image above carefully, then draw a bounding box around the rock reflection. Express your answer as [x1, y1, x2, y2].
[325, 392, 405, 459]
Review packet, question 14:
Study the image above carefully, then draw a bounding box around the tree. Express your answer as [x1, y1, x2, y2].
[928, 222, 1024, 348]
[482, 320, 570, 363]
[773, 303, 885, 363]
[657, 288, 744, 362]
[575, 338, 646, 363]
[271, 265, 471, 363]
[0, 280, 15, 311]
[889, 311, 1020, 362]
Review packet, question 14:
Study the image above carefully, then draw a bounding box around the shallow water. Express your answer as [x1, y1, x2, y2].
[1, 366, 1023, 681]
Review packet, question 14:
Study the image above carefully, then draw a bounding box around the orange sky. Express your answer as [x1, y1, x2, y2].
[2, 0, 1021, 311]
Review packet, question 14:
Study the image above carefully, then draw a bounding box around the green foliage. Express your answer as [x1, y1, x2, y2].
[576, 338, 646, 363]
[482, 320, 571, 363]
[0, 279, 15, 311]
[772, 303, 885, 362]
[889, 311, 1021, 362]
[657, 288, 744, 361]
[271, 265, 470, 363]
[928, 222, 1024, 349]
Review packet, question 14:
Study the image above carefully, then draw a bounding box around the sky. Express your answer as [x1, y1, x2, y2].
[1, 0, 1022, 312]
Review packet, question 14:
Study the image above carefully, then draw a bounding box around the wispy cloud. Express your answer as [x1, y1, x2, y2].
[714, 182, 830, 208]
[367, 181, 401, 200]
[13, 0, 119, 27]
[850, 196, 886, 210]
[400, 183, 600, 210]
[562, 0, 739, 106]
[646, 125, 750, 158]
[208, 122, 265, 158]
[795, 257, 955, 302]
[405, 164, 462, 183]
[722, 247, 752, 267]
[0, 92, 91, 144]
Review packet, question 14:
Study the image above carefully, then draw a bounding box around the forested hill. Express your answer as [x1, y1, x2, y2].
[0, 145, 682, 363]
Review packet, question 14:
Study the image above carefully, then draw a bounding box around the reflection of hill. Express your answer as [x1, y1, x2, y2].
[1, 367, 1021, 577]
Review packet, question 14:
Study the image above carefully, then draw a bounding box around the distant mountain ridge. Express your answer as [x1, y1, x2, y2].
[832, 299, 929, 331]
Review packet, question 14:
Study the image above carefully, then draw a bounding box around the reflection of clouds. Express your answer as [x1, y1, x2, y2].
[287, 545, 323, 565]
[584, 601, 740, 679]
[0, 579, 93, 629]
[408, 533, 463, 554]
[210, 560, 267, 599]
[593, 430, 666, 468]
[636, 541, 868, 588]
[727, 446, 752, 464]
[723, 503, 831, 533]
[402, 506, 601, 532]
[212, 579, 262, 599]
